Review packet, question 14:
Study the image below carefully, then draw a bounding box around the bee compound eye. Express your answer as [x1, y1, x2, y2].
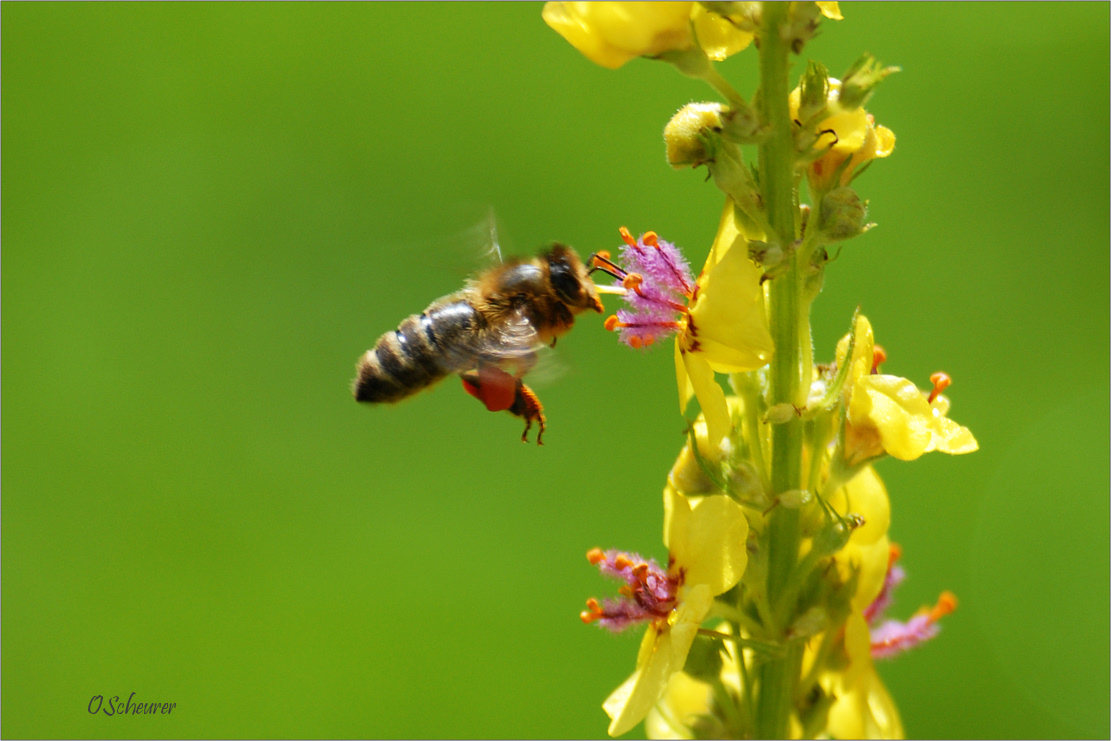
[549, 261, 582, 303]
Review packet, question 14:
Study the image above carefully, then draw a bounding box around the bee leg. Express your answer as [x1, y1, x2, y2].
[461, 365, 546, 445]
[510, 381, 546, 445]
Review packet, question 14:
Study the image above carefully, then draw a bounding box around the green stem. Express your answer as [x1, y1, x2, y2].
[701, 64, 747, 108]
[754, 3, 810, 738]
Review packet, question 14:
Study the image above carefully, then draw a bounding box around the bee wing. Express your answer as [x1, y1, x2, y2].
[475, 309, 570, 388]
[475, 308, 543, 363]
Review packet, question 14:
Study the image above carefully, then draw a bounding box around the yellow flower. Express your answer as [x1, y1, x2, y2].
[542, 2, 752, 69]
[820, 612, 905, 739]
[811, 464, 902, 739]
[790, 79, 895, 191]
[643, 633, 742, 739]
[603, 487, 749, 737]
[835, 315, 978, 463]
[602, 206, 772, 449]
[674, 200, 774, 447]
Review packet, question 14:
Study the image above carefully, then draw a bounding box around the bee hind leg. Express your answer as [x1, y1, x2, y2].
[460, 365, 546, 445]
[511, 382, 546, 445]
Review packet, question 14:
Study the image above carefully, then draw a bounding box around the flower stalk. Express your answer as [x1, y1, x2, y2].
[542, 2, 977, 737]
[756, 4, 808, 736]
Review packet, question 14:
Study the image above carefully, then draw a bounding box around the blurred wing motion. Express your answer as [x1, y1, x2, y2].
[353, 243, 603, 444]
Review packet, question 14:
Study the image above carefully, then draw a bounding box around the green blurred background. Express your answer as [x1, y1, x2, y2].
[3, 3, 1108, 738]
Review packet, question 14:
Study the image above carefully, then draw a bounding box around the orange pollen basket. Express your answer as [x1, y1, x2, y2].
[928, 372, 952, 404]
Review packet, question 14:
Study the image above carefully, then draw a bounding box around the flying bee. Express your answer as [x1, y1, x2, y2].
[353, 243, 605, 444]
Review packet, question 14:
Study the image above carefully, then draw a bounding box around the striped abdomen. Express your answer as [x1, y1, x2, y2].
[354, 298, 485, 404]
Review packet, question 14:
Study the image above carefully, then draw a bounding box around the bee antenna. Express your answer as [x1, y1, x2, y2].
[587, 252, 626, 280]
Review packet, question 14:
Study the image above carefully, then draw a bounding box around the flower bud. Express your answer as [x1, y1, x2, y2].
[778, 489, 813, 509]
[664, 102, 725, 168]
[719, 101, 767, 145]
[838, 53, 900, 111]
[818, 186, 869, 241]
[797, 60, 831, 125]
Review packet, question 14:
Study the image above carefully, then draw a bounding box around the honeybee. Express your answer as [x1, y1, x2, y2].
[353, 244, 604, 444]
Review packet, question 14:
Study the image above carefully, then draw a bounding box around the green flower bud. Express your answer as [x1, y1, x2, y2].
[719, 101, 767, 144]
[664, 102, 725, 168]
[778, 488, 813, 509]
[818, 186, 869, 241]
[798, 60, 831, 126]
[838, 53, 900, 111]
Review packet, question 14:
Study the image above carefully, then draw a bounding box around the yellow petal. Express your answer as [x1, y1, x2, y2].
[674, 339, 695, 414]
[690, 4, 753, 61]
[842, 611, 873, 684]
[828, 465, 890, 547]
[929, 404, 979, 454]
[873, 124, 896, 158]
[604, 625, 670, 736]
[543, 2, 694, 70]
[824, 615, 905, 741]
[687, 234, 773, 372]
[849, 535, 891, 612]
[682, 351, 731, 447]
[603, 586, 713, 737]
[664, 487, 749, 595]
[816, 2, 843, 20]
[850, 374, 934, 461]
[644, 671, 712, 739]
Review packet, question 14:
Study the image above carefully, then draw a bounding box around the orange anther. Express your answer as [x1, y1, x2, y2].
[585, 597, 602, 613]
[888, 542, 902, 565]
[643, 336, 655, 347]
[629, 336, 643, 349]
[622, 273, 644, 291]
[872, 345, 887, 373]
[642, 231, 659, 248]
[614, 555, 633, 570]
[928, 372, 951, 404]
[619, 226, 638, 248]
[930, 590, 958, 621]
[618, 585, 634, 598]
[596, 250, 611, 260]
[586, 548, 605, 565]
[604, 315, 622, 332]
[632, 563, 649, 584]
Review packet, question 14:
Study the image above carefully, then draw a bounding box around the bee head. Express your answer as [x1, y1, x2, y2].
[545, 244, 604, 313]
